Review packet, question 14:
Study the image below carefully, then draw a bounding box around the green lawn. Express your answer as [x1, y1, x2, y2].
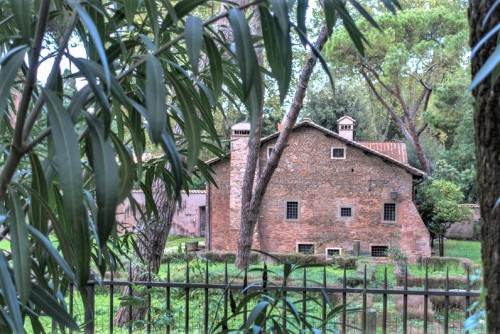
[441, 239, 482, 265]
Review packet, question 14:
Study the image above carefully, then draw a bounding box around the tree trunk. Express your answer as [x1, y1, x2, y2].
[235, 25, 330, 268]
[438, 235, 444, 257]
[114, 179, 177, 326]
[469, 0, 500, 331]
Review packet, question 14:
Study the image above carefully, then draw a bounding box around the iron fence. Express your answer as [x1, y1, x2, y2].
[59, 259, 483, 334]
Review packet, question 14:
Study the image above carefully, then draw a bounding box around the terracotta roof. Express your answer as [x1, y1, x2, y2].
[207, 119, 425, 177]
[357, 142, 408, 164]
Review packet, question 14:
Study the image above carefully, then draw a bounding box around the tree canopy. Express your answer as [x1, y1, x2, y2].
[326, 1, 469, 172]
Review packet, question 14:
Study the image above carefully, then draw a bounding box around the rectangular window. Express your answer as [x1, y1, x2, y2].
[267, 146, 274, 158]
[331, 147, 346, 159]
[383, 203, 396, 221]
[286, 201, 299, 220]
[326, 248, 341, 257]
[340, 207, 353, 218]
[371, 246, 388, 257]
[297, 243, 315, 254]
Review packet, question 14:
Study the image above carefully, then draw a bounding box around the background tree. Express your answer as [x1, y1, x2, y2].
[468, 0, 500, 331]
[302, 84, 374, 139]
[326, 2, 469, 173]
[418, 179, 471, 256]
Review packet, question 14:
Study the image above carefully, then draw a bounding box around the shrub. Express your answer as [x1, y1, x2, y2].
[200, 251, 259, 264]
[430, 294, 479, 311]
[395, 295, 434, 321]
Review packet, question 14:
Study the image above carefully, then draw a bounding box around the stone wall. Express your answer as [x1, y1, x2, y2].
[171, 191, 206, 237]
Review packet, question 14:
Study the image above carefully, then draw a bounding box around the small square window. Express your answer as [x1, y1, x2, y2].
[267, 146, 274, 158]
[371, 246, 388, 257]
[340, 207, 352, 218]
[331, 147, 345, 159]
[326, 248, 341, 257]
[298, 243, 315, 254]
[383, 203, 396, 221]
[286, 201, 299, 220]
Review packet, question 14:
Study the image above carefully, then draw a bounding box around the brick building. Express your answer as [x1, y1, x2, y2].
[206, 118, 431, 261]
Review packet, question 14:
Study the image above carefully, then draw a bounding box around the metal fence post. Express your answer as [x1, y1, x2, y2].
[84, 273, 95, 334]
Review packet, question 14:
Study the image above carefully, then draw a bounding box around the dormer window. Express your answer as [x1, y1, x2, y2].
[267, 146, 274, 158]
[331, 147, 346, 159]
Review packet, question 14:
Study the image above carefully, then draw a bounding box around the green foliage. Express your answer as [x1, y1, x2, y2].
[303, 84, 373, 139]
[328, 3, 468, 82]
[417, 179, 472, 252]
[425, 81, 473, 148]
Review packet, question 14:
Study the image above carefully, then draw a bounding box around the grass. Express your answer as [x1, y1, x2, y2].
[441, 239, 482, 266]
[164, 234, 204, 252]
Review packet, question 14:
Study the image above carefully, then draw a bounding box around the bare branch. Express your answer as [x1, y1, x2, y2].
[417, 123, 428, 137]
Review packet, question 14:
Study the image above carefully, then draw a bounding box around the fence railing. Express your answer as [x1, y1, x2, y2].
[65, 259, 482, 334]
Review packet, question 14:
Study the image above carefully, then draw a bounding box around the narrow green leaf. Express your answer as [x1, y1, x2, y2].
[159, 0, 178, 25]
[28, 185, 75, 271]
[380, 0, 401, 14]
[29, 283, 79, 330]
[68, 56, 110, 119]
[203, 36, 223, 99]
[71, 0, 111, 86]
[166, 71, 200, 173]
[145, 0, 159, 44]
[8, 186, 31, 305]
[86, 2, 106, 65]
[0, 252, 23, 333]
[349, 0, 381, 31]
[159, 132, 183, 194]
[185, 16, 203, 74]
[160, 0, 206, 32]
[68, 86, 91, 123]
[27, 226, 76, 285]
[323, 0, 337, 36]
[110, 133, 136, 203]
[229, 8, 260, 98]
[85, 114, 120, 247]
[269, 0, 289, 34]
[43, 88, 89, 290]
[9, 0, 32, 42]
[470, 46, 500, 90]
[329, 0, 368, 55]
[296, 0, 308, 46]
[245, 301, 269, 333]
[29, 153, 49, 258]
[293, 24, 334, 88]
[146, 55, 167, 144]
[0, 47, 27, 129]
[260, 7, 291, 103]
[470, 24, 500, 58]
[124, 0, 139, 28]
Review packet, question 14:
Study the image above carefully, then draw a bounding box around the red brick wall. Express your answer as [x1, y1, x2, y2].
[207, 161, 237, 251]
[209, 125, 430, 261]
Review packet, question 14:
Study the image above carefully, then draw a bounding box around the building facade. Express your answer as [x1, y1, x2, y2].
[206, 118, 431, 261]
[116, 190, 206, 237]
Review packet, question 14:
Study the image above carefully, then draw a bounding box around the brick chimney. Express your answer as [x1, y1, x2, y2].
[337, 116, 356, 141]
[229, 122, 251, 228]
